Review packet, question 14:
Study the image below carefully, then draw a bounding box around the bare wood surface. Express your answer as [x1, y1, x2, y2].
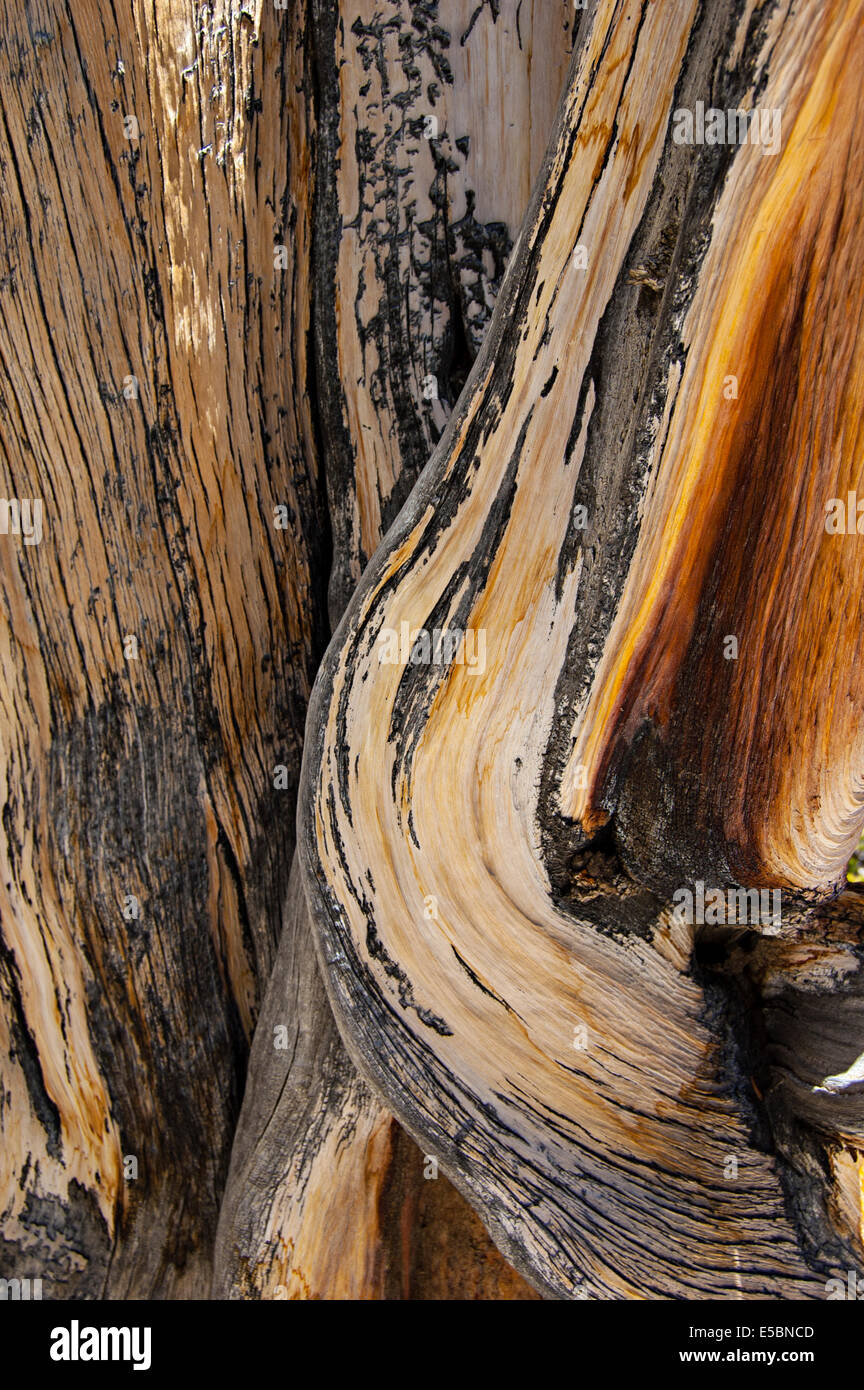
[299, 0, 864, 1298]
[316, 0, 576, 617]
[3, 0, 863, 1305]
[0, 0, 326, 1295]
[214, 0, 572, 1300]
[214, 855, 539, 1298]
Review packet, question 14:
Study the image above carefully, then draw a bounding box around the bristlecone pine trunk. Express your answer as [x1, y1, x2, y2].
[0, 0, 862, 1302]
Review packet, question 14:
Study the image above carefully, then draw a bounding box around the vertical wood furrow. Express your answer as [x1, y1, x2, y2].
[0, 0, 326, 1296]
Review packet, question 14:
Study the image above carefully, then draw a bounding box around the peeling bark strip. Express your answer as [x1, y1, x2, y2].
[0, 0, 326, 1295]
[215, 0, 572, 1299]
[300, 0, 864, 1298]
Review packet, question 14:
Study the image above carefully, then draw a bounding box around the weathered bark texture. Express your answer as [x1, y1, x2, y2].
[0, 0, 326, 1295]
[299, 0, 864, 1298]
[214, 0, 571, 1299]
[4, 0, 864, 1305]
[214, 855, 538, 1298]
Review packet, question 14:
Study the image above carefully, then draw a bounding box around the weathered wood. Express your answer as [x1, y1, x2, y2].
[299, 0, 864, 1298]
[0, 0, 326, 1295]
[214, 854, 539, 1298]
[215, 0, 572, 1300]
[5, 0, 863, 1304]
[315, 0, 577, 618]
[714, 891, 864, 1258]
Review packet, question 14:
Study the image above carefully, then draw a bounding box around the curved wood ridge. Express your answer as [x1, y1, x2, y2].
[214, 0, 572, 1298]
[300, 0, 864, 1298]
[215, 861, 540, 1298]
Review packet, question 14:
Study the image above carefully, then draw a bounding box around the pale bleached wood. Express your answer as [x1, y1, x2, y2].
[316, 0, 575, 617]
[214, 852, 541, 1298]
[215, 0, 573, 1299]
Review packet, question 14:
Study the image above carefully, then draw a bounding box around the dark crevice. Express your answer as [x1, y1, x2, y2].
[694, 930, 864, 1282]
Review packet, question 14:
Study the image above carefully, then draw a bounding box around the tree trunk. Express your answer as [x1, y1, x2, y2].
[2, 0, 863, 1305]
[214, 0, 572, 1300]
[0, 0, 568, 1299]
[0, 0, 331, 1296]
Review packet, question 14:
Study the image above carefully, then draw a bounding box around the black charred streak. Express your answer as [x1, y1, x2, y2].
[0, 934, 62, 1158]
[450, 190, 512, 359]
[541, 364, 559, 398]
[386, 407, 533, 797]
[460, 1, 500, 48]
[451, 945, 513, 1012]
[317, 1, 513, 618]
[364, 907, 453, 1036]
